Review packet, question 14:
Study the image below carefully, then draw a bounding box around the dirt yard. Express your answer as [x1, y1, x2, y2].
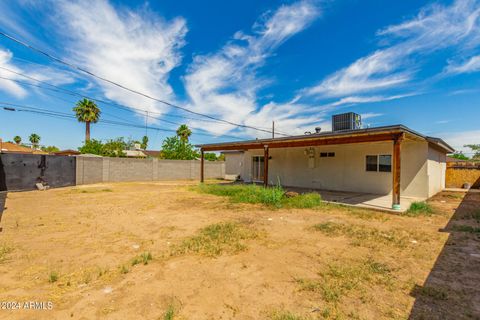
[0, 181, 479, 319]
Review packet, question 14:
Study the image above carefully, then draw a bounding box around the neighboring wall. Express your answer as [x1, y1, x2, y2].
[240, 140, 433, 198]
[446, 162, 480, 188]
[76, 157, 225, 185]
[0, 153, 76, 191]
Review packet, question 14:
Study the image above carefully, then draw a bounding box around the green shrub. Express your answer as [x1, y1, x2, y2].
[404, 202, 433, 217]
[197, 184, 322, 209]
[283, 193, 322, 208]
[49, 271, 59, 283]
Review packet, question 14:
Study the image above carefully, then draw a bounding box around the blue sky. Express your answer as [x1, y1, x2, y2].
[0, 0, 479, 153]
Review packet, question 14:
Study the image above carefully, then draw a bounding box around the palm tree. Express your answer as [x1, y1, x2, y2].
[29, 133, 40, 149]
[176, 124, 192, 143]
[13, 136, 21, 145]
[73, 99, 101, 142]
[141, 135, 148, 150]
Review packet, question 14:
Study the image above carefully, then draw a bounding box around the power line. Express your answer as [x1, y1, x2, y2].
[0, 75, 245, 140]
[0, 67, 226, 124]
[0, 102, 244, 141]
[0, 31, 289, 137]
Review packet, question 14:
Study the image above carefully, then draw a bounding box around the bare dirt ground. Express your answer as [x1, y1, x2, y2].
[0, 181, 478, 319]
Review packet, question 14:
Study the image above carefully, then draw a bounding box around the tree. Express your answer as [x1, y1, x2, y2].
[102, 138, 127, 157]
[204, 153, 218, 161]
[13, 136, 21, 145]
[161, 136, 199, 160]
[29, 133, 40, 149]
[41, 146, 60, 153]
[176, 124, 192, 143]
[449, 152, 469, 161]
[73, 98, 101, 142]
[464, 144, 480, 160]
[141, 135, 149, 150]
[78, 138, 127, 157]
[78, 139, 103, 155]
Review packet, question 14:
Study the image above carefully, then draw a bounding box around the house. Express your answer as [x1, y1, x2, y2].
[0, 140, 48, 154]
[54, 149, 81, 156]
[197, 113, 454, 210]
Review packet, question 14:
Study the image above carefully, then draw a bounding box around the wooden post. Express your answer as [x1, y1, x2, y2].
[392, 133, 404, 210]
[200, 148, 204, 183]
[263, 145, 269, 187]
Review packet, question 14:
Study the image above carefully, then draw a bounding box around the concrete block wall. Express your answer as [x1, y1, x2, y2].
[75, 156, 225, 185]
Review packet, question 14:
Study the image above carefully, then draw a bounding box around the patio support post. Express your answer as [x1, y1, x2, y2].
[200, 148, 204, 183]
[392, 133, 404, 210]
[263, 145, 269, 187]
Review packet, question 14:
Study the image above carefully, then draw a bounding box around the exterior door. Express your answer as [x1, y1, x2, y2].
[252, 156, 264, 181]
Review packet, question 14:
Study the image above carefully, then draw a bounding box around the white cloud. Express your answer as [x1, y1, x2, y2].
[0, 49, 28, 98]
[436, 129, 480, 153]
[306, 0, 480, 98]
[446, 55, 480, 74]
[184, 0, 320, 135]
[0, 47, 77, 98]
[56, 0, 187, 116]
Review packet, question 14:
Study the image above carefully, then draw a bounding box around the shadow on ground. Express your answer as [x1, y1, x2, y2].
[409, 186, 480, 319]
[0, 155, 7, 230]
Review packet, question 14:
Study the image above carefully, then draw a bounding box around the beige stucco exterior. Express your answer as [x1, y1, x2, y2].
[227, 140, 447, 199]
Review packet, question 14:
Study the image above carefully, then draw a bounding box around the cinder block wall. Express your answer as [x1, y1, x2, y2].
[76, 157, 225, 185]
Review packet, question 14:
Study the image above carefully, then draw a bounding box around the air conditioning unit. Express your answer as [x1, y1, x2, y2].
[332, 112, 362, 132]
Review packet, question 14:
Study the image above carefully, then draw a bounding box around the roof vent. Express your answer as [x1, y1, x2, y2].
[332, 112, 362, 132]
[315, 127, 321, 134]
[304, 131, 312, 135]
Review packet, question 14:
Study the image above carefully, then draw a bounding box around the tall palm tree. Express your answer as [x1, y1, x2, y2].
[13, 136, 21, 145]
[73, 99, 101, 142]
[176, 124, 192, 143]
[29, 133, 40, 149]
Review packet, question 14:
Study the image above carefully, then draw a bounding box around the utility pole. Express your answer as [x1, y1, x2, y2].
[145, 111, 149, 137]
[272, 121, 275, 139]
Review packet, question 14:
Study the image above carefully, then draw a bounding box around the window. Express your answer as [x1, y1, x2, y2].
[379, 155, 392, 172]
[366, 155, 392, 172]
[366, 155, 378, 172]
[320, 152, 335, 158]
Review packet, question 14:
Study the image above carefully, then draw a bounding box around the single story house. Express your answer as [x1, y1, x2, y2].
[197, 113, 454, 210]
[0, 140, 48, 155]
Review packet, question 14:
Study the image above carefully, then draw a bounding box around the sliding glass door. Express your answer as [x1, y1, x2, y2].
[252, 156, 264, 181]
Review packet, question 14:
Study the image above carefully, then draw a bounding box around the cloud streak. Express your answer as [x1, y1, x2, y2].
[184, 0, 320, 136]
[55, 0, 188, 116]
[305, 0, 480, 98]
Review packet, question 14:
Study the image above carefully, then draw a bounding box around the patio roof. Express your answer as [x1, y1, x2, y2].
[196, 125, 454, 153]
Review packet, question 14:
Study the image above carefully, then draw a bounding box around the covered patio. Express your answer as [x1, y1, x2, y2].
[197, 125, 453, 211]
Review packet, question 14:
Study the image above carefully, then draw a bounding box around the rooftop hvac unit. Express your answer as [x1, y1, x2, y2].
[332, 112, 362, 132]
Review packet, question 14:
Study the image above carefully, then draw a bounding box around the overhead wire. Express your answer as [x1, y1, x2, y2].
[0, 31, 290, 137]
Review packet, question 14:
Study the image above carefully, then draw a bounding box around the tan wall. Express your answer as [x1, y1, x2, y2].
[224, 153, 244, 176]
[76, 157, 225, 185]
[239, 140, 435, 198]
[427, 147, 447, 197]
[446, 166, 480, 188]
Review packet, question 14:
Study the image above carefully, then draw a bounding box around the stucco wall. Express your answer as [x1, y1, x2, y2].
[238, 140, 434, 198]
[76, 157, 225, 185]
[427, 147, 447, 197]
[224, 152, 244, 176]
